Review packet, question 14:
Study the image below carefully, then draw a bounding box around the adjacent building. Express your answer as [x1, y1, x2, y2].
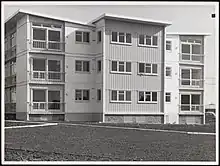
[4, 10, 208, 124]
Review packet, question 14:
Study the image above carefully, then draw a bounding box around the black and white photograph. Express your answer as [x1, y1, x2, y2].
[1, 1, 219, 165]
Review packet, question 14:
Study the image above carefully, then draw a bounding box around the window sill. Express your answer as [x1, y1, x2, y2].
[110, 71, 132, 75]
[75, 41, 91, 45]
[138, 44, 158, 48]
[138, 73, 158, 76]
[110, 41, 132, 46]
[138, 101, 158, 104]
[110, 101, 132, 104]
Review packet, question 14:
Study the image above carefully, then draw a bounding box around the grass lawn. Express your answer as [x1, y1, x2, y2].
[4, 122, 216, 161]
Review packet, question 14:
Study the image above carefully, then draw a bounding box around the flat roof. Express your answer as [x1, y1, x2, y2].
[89, 13, 172, 26]
[166, 32, 211, 36]
[5, 9, 95, 27]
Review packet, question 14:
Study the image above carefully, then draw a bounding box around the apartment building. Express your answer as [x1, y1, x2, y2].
[165, 33, 208, 124]
[4, 10, 207, 124]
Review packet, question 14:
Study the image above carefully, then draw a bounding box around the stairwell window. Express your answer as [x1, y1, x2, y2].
[111, 31, 132, 44]
[139, 34, 158, 47]
[138, 91, 158, 103]
[111, 90, 131, 102]
[76, 31, 90, 43]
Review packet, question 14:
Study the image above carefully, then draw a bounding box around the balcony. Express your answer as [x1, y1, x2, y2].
[179, 104, 204, 113]
[5, 103, 16, 113]
[30, 71, 64, 83]
[179, 53, 204, 64]
[5, 75, 16, 87]
[30, 102, 65, 113]
[5, 46, 16, 61]
[179, 79, 204, 89]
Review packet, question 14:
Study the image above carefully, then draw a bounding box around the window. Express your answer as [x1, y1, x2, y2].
[166, 41, 172, 51]
[48, 60, 61, 80]
[48, 90, 60, 109]
[138, 63, 158, 75]
[166, 92, 171, 102]
[75, 60, 90, 72]
[33, 29, 46, 41]
[139, 34, 158, 46]
[76, 31, 90, 43]
[75, 89, 90, 101]
[181, 94, 201, 111]
[166, 67, 172, 77]
[97, 31, 101, 42]
[33, 59, 46, 71]
[181, 68, 201, 86]
[97, 60, 101, 72]
[111, 31, 132, 44]
[111, 61, 131, 73]
[138, 91, 157, 103]
[97, 89, 101, 101]
[111, 90, 131, 102]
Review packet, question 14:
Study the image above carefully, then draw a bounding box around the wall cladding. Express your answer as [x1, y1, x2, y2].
[179, 115, 203, 124]
[105, 115, 164, 124]
[29, 114, 65, 121]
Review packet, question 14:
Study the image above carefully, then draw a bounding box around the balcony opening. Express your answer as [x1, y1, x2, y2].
[33, 59, 46, 79]
[33, 89, 46, 110]
[48, 90, 60, 110]
[48, 60, 61, 80]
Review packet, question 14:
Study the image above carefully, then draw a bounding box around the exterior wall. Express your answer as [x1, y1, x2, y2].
[15, 15, 28, 120]
[104, 19, 165, 115]
[165, 35, 180, 124]
[179, 115, 203, 124]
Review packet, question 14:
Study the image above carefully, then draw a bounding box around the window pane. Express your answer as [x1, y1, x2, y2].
[83, 61, 90, 72]
[97, 60, 101, 72]
[126, 91, 131, 101]
[192, 69, 200, 79]
[182, 44, 190, 54]
[139, 63, 145, 73]
[112, 91, 117, 101]
[152, 92, 157, 102]
[75, 90, 82, 100]
[48, 60, 60, 72]
[166, 41, 171, 50]
[48, 30, 60, 42]
[33, 59, 46, 71]
[191, 95, 200, 104]
[145, 92, 151, 101]
[75, 60, 82, 71]
[139, 91, 144, 101]
[181, 69, 190, 79]
[119, 61, 125, 72]
[152, 64, 157, 74]
[146, 35, 151, 45]
[181, 95, 190, 104]
[126, 33, 131, 43]
[166, 67, 171, 76]
[33, 90, 46, 102]
[48, 91, 60, 102]
[119, 32, 125, 43]
[118, 91, 125, 101]
[152, 36, 158, 46]
[145, 64, 151, 73]
[112, 32, 117, 42]
[139, 35, 144, 45]
[83, 32, 90, 43]
[76, 31, 82, 42]
[33, 29, 46, 40]
[126, 62, 131, 72]
[97, 89, 101, 100]
[112, 61, 117, 71]
[98, 31, 101, 42]
[83, 90, 89, 100]
[192, 45, 201, 54]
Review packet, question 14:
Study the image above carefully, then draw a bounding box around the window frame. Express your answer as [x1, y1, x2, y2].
[138, 34, 158, 47]
[111, 31, 132, 45]
[110, 90, 132, 103]
[165, 92, 171, 103]
[75, 60, 90, 73]
[110, 61, 132, 74]
[165, 66, 172, 77]
[75, 30, 90, 43]
[75, 89, 90, 101]
[138, 62, 158, 76]
[138, 91, 158, 103]
[166, 40, 172, 51]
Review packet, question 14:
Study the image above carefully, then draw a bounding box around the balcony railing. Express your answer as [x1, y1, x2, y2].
[32, 40, 64, 51]
[179, 79, 203, 88]
[5, 46, 16, 61]
[180, 53, 204, 64]
[30, 71, 64, 82]
[179, 104, 203, 112]
[5, 75, 16, 87]
[5, 103, 16, 113]
[31, 102, 64, 111]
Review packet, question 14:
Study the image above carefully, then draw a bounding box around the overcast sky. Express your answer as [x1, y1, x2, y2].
[3, 2, 218, 107]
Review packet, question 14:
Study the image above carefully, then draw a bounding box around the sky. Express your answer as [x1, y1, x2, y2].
[3, 2, 218, 107]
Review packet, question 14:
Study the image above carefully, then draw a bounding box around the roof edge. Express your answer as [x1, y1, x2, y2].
[166, 32, 211, 36]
